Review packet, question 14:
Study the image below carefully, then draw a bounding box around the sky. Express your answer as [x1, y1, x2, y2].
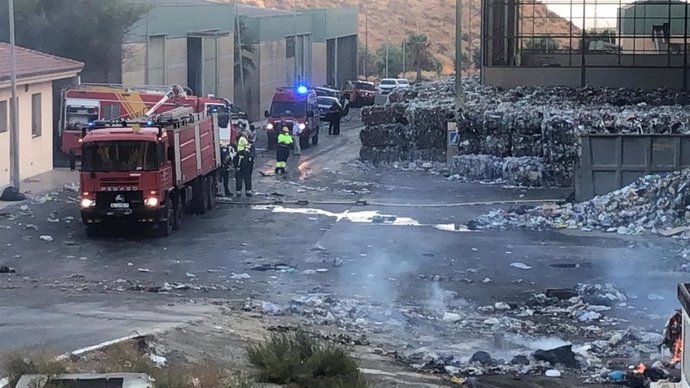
[544, 0, 640, 29]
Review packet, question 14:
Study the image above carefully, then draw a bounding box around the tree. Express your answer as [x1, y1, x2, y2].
[406, 33, 437, 80]
[524, 37, 560, 53]
[234, 17, 257, 83]
[358, 42, 379, 78]
[0, 0, 146, 82]
[472, 47, 482, 69]
[375, 44, 403, 78]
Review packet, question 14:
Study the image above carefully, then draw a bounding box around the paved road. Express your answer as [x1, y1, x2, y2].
[0, 109, 685, 385]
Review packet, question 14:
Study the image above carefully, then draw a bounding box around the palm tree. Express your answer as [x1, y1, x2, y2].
[406, 33, 434, 81]
[234, 17, 256, 83]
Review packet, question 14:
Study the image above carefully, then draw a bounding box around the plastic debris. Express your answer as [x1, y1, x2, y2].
[545, 369, 562, 377]
[149, 354, 167, 366]
[510, 262, 532, 270]
[475, 169, 690, 235]
[261, 301, 281, 315]
[442, 312, 462, 322]
[39, 235, 53, 242]
[648, 293, 666, 301]
[608, 370, 626, 382]
[230, 273, 251, 280]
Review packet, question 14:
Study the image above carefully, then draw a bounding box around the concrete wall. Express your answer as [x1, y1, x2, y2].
[166, 38, 188, 86]
[240, 39, 290, 122]
[121, 35, 233, 100]
[218, 35, 235, 100]
[0, 81, 54, 187]
[122, 42, 147, 85]
[312, 42, 328, 87]
[483, 66, 686, 89]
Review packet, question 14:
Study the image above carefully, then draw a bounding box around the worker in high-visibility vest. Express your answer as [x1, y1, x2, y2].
[234, 131, 254, 197]
[275, 126, 293, 175]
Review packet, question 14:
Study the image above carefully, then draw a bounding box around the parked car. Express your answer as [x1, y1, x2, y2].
[317, 96, 342, 120]
[377, 78, 399, 94]
[396, 78, 411, 89]
[314, 86, 349, 116]
[342, 80, 376, 107]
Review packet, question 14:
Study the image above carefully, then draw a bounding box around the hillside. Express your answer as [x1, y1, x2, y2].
[231, 0, 580, 73]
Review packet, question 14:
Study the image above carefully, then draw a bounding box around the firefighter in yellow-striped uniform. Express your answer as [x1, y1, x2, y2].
[234, 131, 253, 197]
[275, 126, 293, 175]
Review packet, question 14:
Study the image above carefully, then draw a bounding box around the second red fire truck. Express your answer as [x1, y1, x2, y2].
[60, 83, 240, 157]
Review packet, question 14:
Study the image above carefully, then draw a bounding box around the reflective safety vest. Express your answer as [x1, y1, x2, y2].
[278, 133, 293, 145]
[237, 136, 249, 152]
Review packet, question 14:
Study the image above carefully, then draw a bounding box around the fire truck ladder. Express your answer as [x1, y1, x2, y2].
[154, 106, 196, 127]
[77, 83, 189, 97]
[113, 85, 189, 122]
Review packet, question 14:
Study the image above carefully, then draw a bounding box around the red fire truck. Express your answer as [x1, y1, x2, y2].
[61, 83, 237, 156]
[78, 107, 221, 237]
[264, 85, 320, 149]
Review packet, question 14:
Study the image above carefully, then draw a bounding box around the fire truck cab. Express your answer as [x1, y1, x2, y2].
[264, 86, 320, 149]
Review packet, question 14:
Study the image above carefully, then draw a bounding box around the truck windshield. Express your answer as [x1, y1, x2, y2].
[355, 82, 375, 91]
[81, 141, 158, 172]
[65, 106, 98, 130]
[270, 102, 306, 118]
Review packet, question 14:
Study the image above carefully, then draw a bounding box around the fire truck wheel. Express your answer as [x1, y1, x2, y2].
[158, 198, 174, 237]
[267, 135, 276, 150]
[192, 178, 208, 214]
[206, 176, 216, 210]
[312, 132, 319, 146]
[173, 194, 183, 230]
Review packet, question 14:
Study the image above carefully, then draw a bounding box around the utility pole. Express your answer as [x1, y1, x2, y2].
[364, 10, 368, 78]
[402, 17, 406, 76]
[9, 0, 20, 190]
[293, 0, 298, 84]
[234, 1, 246, 108]
[385, 27, 390, 78]
[449, 0, 462, 164]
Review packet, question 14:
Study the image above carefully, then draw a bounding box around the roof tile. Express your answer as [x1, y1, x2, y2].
[0, 43, 84, 83]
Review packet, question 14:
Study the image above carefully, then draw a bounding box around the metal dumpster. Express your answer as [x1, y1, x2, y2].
[576, 134, 690, 202]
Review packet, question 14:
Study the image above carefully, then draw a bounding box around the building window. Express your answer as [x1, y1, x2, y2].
[0, 101, 7, 134]
[31, 93, 41, 138]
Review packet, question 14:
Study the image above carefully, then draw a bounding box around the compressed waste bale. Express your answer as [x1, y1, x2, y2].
[452, 155, 503, 181]
[359, 124, 411, 148]
[502, 157, 546, 187]
[361, 105, 396, 126]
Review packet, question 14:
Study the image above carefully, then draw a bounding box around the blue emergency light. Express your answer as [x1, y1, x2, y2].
[146, 120, 154, 126]
[296, 85, 308, 95]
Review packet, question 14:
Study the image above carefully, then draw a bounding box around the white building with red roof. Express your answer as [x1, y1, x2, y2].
[0, 43, 83, 187]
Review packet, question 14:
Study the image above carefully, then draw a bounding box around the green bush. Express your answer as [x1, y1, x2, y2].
[246, 330, 369, 388]
[1, 352, 68, 388]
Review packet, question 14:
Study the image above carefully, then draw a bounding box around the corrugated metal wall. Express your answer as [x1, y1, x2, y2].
[577, 134, 690, 201]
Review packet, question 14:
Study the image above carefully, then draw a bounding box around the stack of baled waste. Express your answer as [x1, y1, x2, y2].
[473, 169, 690, 235]
[359, 76, 690, 186]
[359, 95, 454, 164]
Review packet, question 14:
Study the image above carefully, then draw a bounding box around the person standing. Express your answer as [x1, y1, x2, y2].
[219, 145, 232, 197]
[292, 121, 301, 156]
[234, 131, 254, 197]
[329, 101, 342, 135]
[235, 131, 254, 197]
[275, 126, 293, 175]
